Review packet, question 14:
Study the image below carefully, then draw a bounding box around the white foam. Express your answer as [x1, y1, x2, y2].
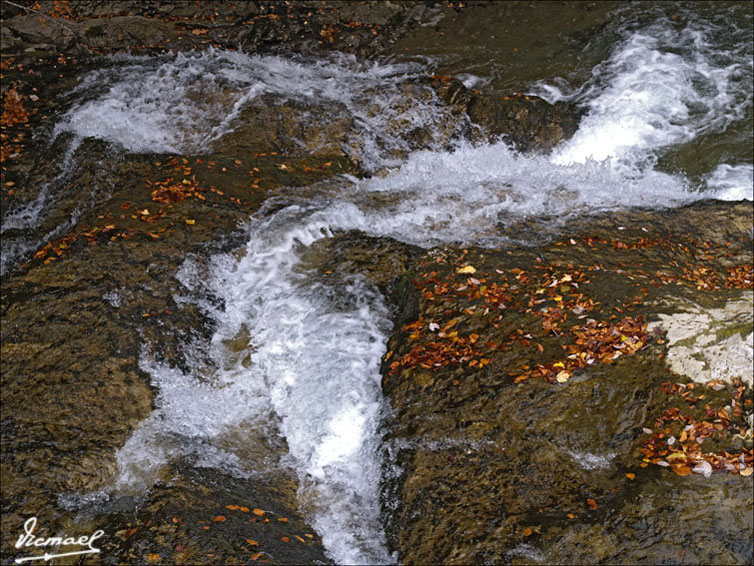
[706, 164, 754, 201]
[1, 138, 81, 275]
[55, 50, 461, 170]
[539, 13, 752, 172]
[347, 141, 697, 247]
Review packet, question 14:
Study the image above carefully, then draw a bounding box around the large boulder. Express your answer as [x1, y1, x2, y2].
[434, 77, 580, 152]
[380, 201, 753, 564]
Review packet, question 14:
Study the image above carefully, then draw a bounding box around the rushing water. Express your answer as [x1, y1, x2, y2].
[6, 2, 752, 564]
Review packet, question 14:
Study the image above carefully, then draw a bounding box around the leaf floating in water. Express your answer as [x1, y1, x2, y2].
[692, 460, 713, 478]
[670, 463, 692, 476]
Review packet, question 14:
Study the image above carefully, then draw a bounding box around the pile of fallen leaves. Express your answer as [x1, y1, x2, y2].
[1, 87, 30, 162]
[639, 379, 753, 477]
[514, 317, 647, 384]
[386, 253, 651, 384]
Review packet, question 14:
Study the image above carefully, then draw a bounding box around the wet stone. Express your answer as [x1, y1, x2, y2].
[380, 201, 753, 564]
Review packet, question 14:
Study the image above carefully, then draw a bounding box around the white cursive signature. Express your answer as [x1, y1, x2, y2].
[14, 517, 104, 563]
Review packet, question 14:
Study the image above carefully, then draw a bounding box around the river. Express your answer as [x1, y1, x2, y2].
[1, 1, 751, 564]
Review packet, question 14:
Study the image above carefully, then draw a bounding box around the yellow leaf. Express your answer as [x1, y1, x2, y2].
[740, 467, 753, 477]
[625, 473, 635, 480]
[456, 265, 476, 274]
[556, 371, 570, 383]
[185, 219, 195, 225]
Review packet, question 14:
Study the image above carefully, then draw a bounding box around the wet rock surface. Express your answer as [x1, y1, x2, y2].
[433, 77, 580, 152]
[380, 201, 753, 564]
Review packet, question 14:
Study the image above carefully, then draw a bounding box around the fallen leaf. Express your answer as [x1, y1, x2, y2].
[147, 554, 160, 563]
[214, 515, 226, 522]
[625, 473, 635, 480]
[252, 508, 265, 517]
[587, 498, 598, 510]
[251, 553, 262, 561]
[246, 539, 259, 547]
[691, 460, 712, 478]
[670, 463, 691, 477]
[556, 371, 571, 383]
[523, 527, 533, 537]
[740, 467, 753, 477]
[185, 219, 195, 225]
[456, 265, 476, 274]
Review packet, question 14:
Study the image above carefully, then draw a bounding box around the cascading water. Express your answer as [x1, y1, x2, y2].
[32, 3, 752, 564]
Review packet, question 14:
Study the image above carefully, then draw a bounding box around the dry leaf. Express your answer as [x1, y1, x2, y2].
[691, 460, 712, 478]
[670, 463, 691, 477]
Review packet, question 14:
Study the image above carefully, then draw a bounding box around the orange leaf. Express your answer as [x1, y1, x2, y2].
[246, 539, 259, 547]
[522, 527, 533, 537]
[587, 498, 598, 510]
[625, 473, 636, 480]
[252, 508, 265, 517]
[148, 554, 160, 563]
[251, 553, 262, 561]
[671, 464, 691, 477]
[214, 515, 226, 522]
